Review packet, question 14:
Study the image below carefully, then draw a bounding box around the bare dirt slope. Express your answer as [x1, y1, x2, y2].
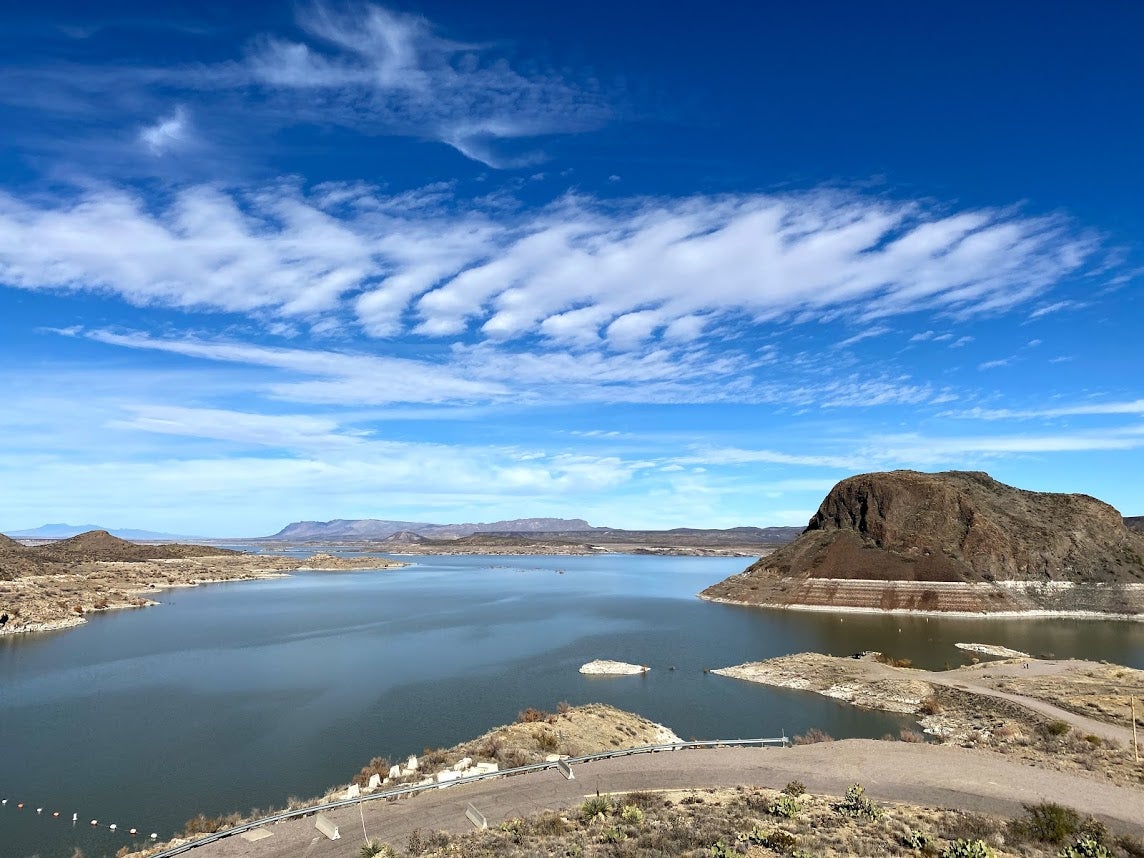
[702, 470, 1144, 615]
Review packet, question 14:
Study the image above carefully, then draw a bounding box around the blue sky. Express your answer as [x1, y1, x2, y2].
[1, 1, 1142, 536]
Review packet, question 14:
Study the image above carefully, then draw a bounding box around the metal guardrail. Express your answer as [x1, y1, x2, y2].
[147, 736, 790, 857]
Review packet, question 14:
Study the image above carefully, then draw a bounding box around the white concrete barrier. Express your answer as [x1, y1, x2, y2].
[367, 774, 382, 790]
[465, 803, 487, 830]
[314, 813, 340, 841]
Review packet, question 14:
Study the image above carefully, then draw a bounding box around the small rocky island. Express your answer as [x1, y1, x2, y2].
[579, 659, 650, 675]
[701, 470, 1144, 617]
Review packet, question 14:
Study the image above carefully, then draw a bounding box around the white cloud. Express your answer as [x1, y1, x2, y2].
[978, 357, 1012, 370]
[235, 2, 611, 166]
[947, 399, 1144, 421]
[0, 184, 1097, 354]
[139, 106, 190, 155]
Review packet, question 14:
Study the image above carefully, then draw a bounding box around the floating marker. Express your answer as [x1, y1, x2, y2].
[53, 811, 59, 817]
[129, 828, 137, 835]
[2, 799, 7, 804]
[109, 823, 117, 830]
[17, 803, 23, 809]
[151, 833, 158, 839]
[73, 813, 78, 823]
[37, 808, 43, 814]
[91, 819, 98, 826]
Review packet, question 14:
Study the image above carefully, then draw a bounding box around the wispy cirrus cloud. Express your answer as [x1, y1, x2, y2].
[139, 106, 190, 155]
[1, 2, 612, 169]
[0, 182, 1100, 355]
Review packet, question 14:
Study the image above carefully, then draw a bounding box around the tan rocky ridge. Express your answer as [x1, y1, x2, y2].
[701, 470, 1144, 616]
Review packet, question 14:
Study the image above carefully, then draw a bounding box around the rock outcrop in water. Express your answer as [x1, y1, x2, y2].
[701, 471, 1144, 616]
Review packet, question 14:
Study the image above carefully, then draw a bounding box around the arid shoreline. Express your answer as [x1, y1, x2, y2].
[0, 552, 404, 638]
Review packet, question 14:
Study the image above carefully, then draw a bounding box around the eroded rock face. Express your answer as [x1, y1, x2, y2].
[701, 471, 1144, 615]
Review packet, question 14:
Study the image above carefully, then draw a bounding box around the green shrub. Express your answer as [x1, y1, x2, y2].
[901, 828, 932, 850]
[601, 826, 625, 843]
[782, 780, 805, 796]
[359, 843, 394, 858]
[619, 804, 644, 824]
[580, 794, 612, 820]
[943, 839, 995, 858]
[769, 794, 801, 818]
[834, 783, 881, 820]
[1012, 802, 1081, 844]
[1059, 836, 1112, 858]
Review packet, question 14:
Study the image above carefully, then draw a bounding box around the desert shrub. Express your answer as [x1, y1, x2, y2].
[533, 727, 560, 751]
[419, 747, 448, 769]
[517, 707, 556, 724]
[782, 780, 805, 796]
[476, 734, 503, 758]
[601, 826, 626, 843]
[359, 843, 394, 858]
[580, 794, 612, 820]
[900, 827, 932, 850]
[1059, 836, 1112, 857]
[1040, 720, 1072, 739]
[556, 700, 572, 714]
[943, 839, 994, 858]
[621, 790, 662, 810]
[497, 747, 530, 769]
[620, 804, 644, 824]
[352, 755, 391, 787]
[834, 783, 881, 820]
[900, 728, 926, 743]
[919, 695, 943, 715]
[531, 811, 570, 836]
[769, 794, 801, 818]
[182, 814, 228, 836]
[792, 728, 834, 744]
[1010, 802, 1081, 844]
[942, 813, 1004, 842]
[757, 828, 798, 851]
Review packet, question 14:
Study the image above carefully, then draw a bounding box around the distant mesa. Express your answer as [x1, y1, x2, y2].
[1127, 516, 1144, 534]
[268, 517, 596, 541]
[2, 523, 198, 541]
[381, 530, 429, 544]
[701, 470, 1144, 617]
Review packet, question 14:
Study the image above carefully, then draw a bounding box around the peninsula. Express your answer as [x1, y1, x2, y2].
[0, 530, 403, 636]
[701, 470, 1144, 617]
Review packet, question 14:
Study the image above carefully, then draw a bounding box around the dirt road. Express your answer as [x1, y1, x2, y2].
[183, 741, 1144, 857]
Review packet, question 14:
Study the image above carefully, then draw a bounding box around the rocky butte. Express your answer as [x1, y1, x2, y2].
[701, 470, 1144, 617]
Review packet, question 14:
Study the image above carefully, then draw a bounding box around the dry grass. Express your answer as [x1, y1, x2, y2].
[361, 786, 1137, 857]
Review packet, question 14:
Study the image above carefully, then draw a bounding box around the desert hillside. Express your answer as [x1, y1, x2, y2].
[701, 470, 1144, 615]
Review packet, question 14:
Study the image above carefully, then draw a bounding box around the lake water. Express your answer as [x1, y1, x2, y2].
[2, 554, 1142, 858]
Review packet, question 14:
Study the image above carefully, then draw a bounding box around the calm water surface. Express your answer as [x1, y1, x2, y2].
[2, 554, 1141, 858]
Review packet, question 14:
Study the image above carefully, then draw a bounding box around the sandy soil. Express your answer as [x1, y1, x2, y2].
[0, 553, 404, 637]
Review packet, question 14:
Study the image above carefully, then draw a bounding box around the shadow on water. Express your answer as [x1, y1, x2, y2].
[1, 553, 1141, 858]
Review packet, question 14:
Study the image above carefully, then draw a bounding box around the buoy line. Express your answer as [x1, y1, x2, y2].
[2, 796, 158, 841]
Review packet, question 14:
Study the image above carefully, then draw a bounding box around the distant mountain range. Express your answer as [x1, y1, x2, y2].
[268, 517, 596, 541]
[3, 523, 197, 541]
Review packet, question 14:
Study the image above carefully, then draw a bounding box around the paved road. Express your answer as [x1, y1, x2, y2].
[188, 741, 1144, 858]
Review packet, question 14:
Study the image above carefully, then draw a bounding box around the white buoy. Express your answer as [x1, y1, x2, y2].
[151, 833, 158, 839]
[1, 799, 6, 804]
[37, 808, 43, 814]
[109, 823, 117, 830]
[129, 828, 137, 835]
[91, 819, 98, 826]
[73, 813, 78, 823]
